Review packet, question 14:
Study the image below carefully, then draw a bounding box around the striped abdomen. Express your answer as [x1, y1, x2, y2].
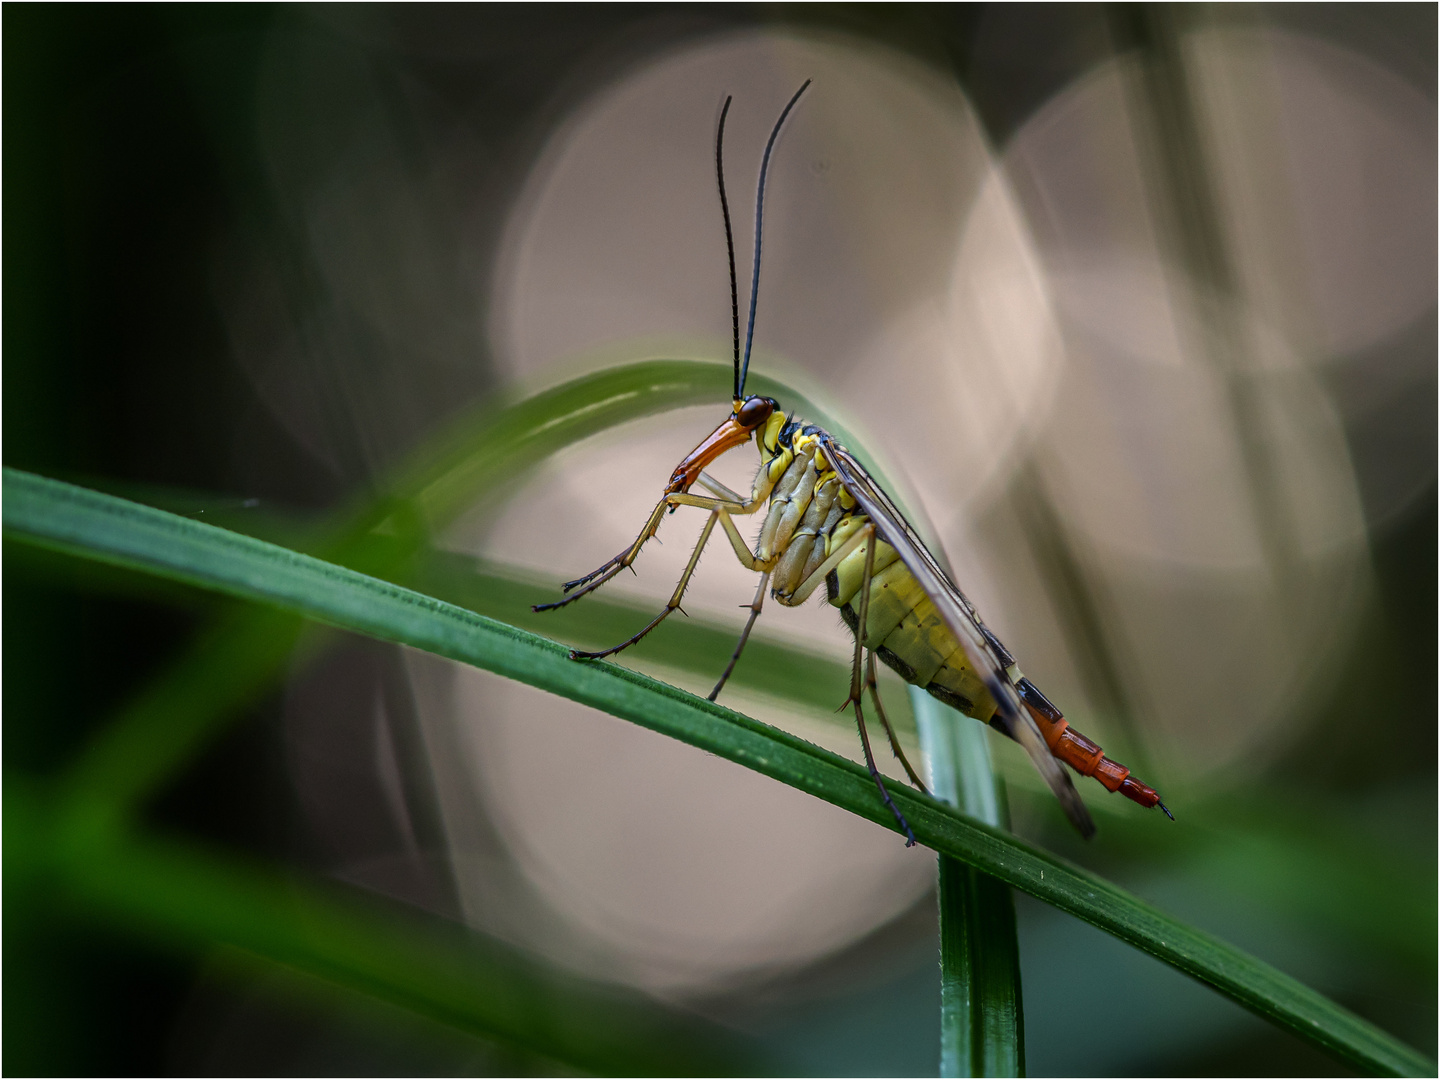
[823, 525, 998, 723]
[749, 421, 1162, 812]
[821, 513, 1164, 811]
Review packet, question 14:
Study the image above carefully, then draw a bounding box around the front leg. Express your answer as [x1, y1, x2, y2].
[533, 494, 672, 611]
[534, 489, 760, 612]
[697, 465, 775, 515]
[569, 510, 720, 660]
[695, 471, 747, 504]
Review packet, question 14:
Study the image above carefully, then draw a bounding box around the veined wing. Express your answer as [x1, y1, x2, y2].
[818, 433, 1097, 839]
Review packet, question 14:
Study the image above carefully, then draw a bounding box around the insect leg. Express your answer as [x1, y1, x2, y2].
[844, 529, 916, 846]
[696, 471, 746, 503]
[707, 570, 770, 701]
[700, 463, 778, 516]
[535, 491, 749, 613]
[714, 509, 764, 571]
[866, 651, 930, 794]
[534, 495, 672, 611]
[665, 492, 744, 511]
[786, 518, 873, 605]
[570, 510, 719, 660]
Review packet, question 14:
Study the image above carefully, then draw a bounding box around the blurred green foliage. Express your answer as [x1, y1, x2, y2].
[5, 5, 1433, 1076]
[4, 366, 1432, 1074]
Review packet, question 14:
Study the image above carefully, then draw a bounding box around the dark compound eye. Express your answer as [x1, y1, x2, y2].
[736, 396, 775, 428]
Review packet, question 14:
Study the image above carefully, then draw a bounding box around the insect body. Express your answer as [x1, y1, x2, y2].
[536, 82, 1169, 843]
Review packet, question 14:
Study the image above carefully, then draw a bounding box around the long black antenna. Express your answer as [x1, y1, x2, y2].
[738, 79, 811, 398]
[715, 96, 741, 400]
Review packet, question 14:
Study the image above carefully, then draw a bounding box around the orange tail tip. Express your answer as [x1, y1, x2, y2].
[1016, 678, 1170, 817]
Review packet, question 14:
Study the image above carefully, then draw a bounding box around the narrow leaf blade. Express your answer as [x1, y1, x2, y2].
[916, 688, 1025, 1078]
[5, 468, 1431, 1078]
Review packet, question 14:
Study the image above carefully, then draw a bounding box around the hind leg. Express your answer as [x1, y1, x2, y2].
[842, 530, 916, 846]
[866, 651, 929, 794]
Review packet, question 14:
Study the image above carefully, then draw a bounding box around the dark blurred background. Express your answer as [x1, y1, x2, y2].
[5, 4, 1434, 1076]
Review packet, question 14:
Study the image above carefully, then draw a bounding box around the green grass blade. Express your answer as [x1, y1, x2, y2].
[46, 361, 738, 824]
[29, 535, 1430, 983]
[44, 359, 865, 826]
[409, 549, 881, 723]
[916, 689, 1025, 1078]
[5, 786, 763, 1076]
[408, 552, 1440, 988]
[5, 469, 1432, 1078]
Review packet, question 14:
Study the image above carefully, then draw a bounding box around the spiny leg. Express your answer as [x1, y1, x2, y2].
[533, 496, 670, 612]
[571, 510, 718, 660]
[851, 664, 917, 847]
[533, 551, 630, 611]
[708, 570, 770, 701]
[535, 490, 749, 613]
[843, 528, 916, 846]
[866, 650, 929, 794]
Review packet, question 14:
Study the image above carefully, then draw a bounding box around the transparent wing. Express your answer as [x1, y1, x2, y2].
[819, 434, 1096, 838]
